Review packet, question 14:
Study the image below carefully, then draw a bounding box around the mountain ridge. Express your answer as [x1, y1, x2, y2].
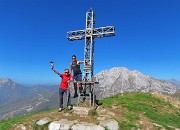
[0, 66, 179, 120]
[0, 78, 19, 89]
[95, 67, 177, 98]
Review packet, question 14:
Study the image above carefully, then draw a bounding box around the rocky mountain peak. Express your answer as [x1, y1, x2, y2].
[0, 77, 12, 83]
[167, 79, 180, 88]
[95, 67, 177, 98]
[0, 77, 17, 88]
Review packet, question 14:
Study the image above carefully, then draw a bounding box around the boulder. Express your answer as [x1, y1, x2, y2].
[73, 106, 91, 116]
[36, 117, 51, 126]
[13, 124, 27, 130]
[71, 122, 105, 130]
[99, 119, 119, 130]
[48, 119, 77, 130]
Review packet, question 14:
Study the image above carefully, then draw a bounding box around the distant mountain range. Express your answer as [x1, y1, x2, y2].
[0, 78, 28, 107]
[166, 79, 180, 88]
[95, 67, 178, 98]
[0, 67, 179, 120]
[0, 78, 58, 120]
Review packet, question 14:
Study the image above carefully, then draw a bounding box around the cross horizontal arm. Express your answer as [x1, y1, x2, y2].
[67, 30, 85, 41]
[67, 26, 115, 41]
[93, 26, 115, 38]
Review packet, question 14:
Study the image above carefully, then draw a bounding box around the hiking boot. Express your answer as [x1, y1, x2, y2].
[80, 93, 84, 96]
[68, 106, 72, 110]
[95, 100, 103, 106]
[79, 87, 83, 94]
[58, 108, 62, 112]
[73, 93, 78, 98]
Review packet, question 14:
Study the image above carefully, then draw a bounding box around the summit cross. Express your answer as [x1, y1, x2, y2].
[67, 8, 115, 82]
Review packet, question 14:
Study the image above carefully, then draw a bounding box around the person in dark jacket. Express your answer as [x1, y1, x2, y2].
[70, 55, 83, 98]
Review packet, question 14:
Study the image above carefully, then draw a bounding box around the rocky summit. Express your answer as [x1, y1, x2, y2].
[95, 67, 177, 98]
[2, 92, 179, 130]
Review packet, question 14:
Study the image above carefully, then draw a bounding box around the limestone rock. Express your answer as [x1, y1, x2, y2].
[36, 117, 51, 126]
[71, 122, 105, 130]
[73, 106, 91, 116]
[96, 108, 112, 118]
[13, 124, 27, 130]
[48, 119, 77, 130]
[99, 119, 119, 130]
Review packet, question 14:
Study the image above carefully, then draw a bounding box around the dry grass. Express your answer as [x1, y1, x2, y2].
[151, 93, 180, 108]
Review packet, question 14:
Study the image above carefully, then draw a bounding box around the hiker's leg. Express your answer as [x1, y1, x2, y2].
[59, 88, 64, 108]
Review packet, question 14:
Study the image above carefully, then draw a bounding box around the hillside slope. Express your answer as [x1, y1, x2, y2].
[0, 92, 179, 130]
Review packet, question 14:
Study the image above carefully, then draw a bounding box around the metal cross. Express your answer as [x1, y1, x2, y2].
[67, 8, 115, 82]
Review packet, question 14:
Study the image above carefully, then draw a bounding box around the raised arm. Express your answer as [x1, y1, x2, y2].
[77, 60, 89, 65]
[52, 68, 61, 75]
[77, 60, 84, 65]
[70, 63, 72, 74]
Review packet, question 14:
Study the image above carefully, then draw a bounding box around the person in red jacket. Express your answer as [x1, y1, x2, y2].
[52, 67, 73, 112]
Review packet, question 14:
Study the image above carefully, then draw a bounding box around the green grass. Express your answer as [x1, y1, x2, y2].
[101, 92, 180, 129]
[122, 111, 140, 122]
[0, 115, 27, 130]
[118, 121, 138, 130]
[0, 109, 56, 130]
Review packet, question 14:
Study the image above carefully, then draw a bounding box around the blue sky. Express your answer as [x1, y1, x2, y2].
[0, 0, 180, 85]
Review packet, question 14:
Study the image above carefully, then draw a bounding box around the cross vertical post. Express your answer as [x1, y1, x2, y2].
[84, 8, 95, 81]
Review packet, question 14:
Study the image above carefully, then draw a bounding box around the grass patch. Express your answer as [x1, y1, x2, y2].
[88, 109, 98, 117]
[0, 108, 56, 130]
[122, 111, 140, 123]
[118, 121, 138, 130]
[0, 115, 27, 130]
[101, 92, 180, 128]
